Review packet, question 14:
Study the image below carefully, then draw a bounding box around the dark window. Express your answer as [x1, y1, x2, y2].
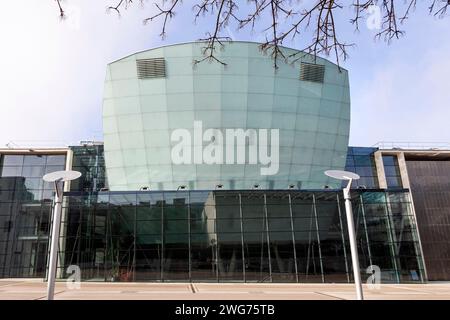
[23, 155, 46, 166]
[383, 155, 402, 188]
[46, 155, 66, 166]
[1, 155, 24, 166]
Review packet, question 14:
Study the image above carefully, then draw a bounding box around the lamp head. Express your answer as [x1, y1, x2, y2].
[324, 170, 360, 181]
[43, 170, 81, 183]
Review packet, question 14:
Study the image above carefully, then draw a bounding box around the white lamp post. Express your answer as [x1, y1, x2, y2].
[324, 170, 364, 300]
[43, 170, 81, 300]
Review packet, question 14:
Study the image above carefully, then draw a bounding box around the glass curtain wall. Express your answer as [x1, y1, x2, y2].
[0, 153, 66, 277]
[69, 145, 107, 192]
[344, 147, 379, 189]
[57, 190, 425, 283]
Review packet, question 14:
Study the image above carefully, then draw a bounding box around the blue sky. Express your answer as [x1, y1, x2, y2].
[0, 0, 449, 147]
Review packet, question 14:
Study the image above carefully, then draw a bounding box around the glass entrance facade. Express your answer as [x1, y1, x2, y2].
[55, 189, 425, 283]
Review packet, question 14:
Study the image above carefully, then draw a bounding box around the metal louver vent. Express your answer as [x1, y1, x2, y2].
[300, 63, 325, 83]
[136, 58, 166, 79]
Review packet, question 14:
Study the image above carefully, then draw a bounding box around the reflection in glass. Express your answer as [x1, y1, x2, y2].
[0, 189, 425, 283]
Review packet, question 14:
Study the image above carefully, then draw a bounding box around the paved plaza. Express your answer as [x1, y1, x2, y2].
[0, 279, 449, 300]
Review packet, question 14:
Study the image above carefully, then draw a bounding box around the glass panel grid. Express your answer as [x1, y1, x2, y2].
[8, 189, 421, 283]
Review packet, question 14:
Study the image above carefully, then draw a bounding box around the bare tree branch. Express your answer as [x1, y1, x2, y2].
[107, 0, 136, 16]
[143, 0, 182, 39]
[193, 0, 239, 65]
[52, 0, 449, 68]
[429, 0, 450, 17]
[55, 0, 65, 18]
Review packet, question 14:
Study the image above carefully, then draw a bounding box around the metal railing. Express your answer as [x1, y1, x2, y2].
[4, 140, 103, 149]
[373, 141, 450, 150]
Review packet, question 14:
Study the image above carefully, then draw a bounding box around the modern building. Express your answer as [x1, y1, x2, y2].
[0, 144, 426, 283]
[346, 143, 450, 281]
[0, 143, 105, 278]
[0, 42, 448, 283]
[103, 41, 350, 191]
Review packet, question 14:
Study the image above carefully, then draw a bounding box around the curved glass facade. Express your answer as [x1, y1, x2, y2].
[103, 42, 350, 191]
